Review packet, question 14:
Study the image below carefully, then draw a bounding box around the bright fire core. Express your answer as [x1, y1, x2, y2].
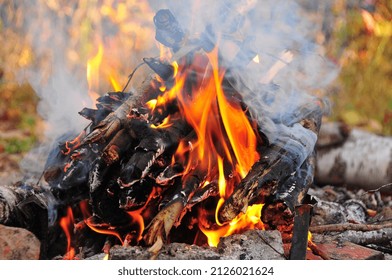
[146, 47, 263, 246]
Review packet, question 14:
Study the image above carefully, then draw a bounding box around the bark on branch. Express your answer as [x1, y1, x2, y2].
[309, 222, 392, 233]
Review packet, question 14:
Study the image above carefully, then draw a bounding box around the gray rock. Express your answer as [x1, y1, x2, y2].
[217, 230, 285, 260]
[107, 229, 285, 260]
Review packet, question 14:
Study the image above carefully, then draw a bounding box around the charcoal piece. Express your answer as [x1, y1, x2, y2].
[153, 9, 185, 52]
[118, 151, 159, 187]
[79, 107, 112, 126]
[289, 197, 315, 260]
[143, 57, 175, 81]
[60, 160, 90, 189]
[118, 179, 154, 211]
[102, 129, 133, 166]
[88, 163, 129, 225]
[88, 157, 124, 222]
[156, 163, 184, 186]
[96, 91, 128, 107]
[118, 116, 192, 187]
[273, 151, 317, 212]
[188, 182, 218, 206]
[43, 133, 77, 184]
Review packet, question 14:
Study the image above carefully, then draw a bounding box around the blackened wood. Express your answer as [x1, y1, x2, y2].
[154, 9, 185, 52]
[273, 152, 315, 212]
[143, 58, 175, 81]
[219, 104, 322, 224]
[0, 183, 52, 258]
[289, 202, 313, 260]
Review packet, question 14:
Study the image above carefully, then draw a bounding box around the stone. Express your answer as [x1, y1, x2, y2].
[107, 229, 285, 260]
[0, 224, 40, 259]
[217, 230, 285, 260]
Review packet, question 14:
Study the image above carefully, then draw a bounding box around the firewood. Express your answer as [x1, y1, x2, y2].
[315, 127, 392, 190]
[330, 229, 392, 246]
[218, 106, 322, 225]
[0, 183, 54, 258]
[316, 121, 350, 148]
[309, 222, 392, 233]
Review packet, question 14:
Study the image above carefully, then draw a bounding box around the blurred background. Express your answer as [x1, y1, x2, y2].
[0, 0, 391, 182]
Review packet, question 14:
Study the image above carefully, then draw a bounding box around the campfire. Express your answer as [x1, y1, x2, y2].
[38, 6, 325, 259]
[7, 1, 391, 261]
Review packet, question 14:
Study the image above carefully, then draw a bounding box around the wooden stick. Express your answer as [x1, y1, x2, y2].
[309, 222, 392, 233]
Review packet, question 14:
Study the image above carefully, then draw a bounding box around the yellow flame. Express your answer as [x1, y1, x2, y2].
[151, 116, 173, 129]
[86, 44, 104, 103]
[87, 44, 104, 91]
[218, 157, 226, 198]
[202, 203, 264, 247]
[109, 74, 122, 91]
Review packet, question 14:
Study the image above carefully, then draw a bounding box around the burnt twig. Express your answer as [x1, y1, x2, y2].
[309, 222, 392, 233]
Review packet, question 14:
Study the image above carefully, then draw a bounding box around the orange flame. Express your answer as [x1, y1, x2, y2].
[59, 207, 76, 259]
[151, 47, 261, 245]
[73, 44, 262, 248]
[79, 200, 124, 245]
[126, 188, 159, 243]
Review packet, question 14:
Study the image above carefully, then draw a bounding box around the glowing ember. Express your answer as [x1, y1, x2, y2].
[61, 130, 86, 155]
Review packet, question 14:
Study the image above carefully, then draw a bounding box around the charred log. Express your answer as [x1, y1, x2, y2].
[219, 104, 322, 219]
[0, 183, 55, 258]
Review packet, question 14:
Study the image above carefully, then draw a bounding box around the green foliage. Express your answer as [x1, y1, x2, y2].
[329, 1, 392, 135]
[1, 136, 37, 154]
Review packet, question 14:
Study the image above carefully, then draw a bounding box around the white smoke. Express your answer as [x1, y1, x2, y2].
[151, 0, 339, 163]
[15, 0, 338, 176]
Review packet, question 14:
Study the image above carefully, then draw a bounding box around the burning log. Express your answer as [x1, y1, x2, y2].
[218, 106, 322, 233]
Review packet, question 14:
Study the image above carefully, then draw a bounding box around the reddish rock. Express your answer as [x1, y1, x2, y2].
[0, 224, 40, 259]
[312, 241, 384, 260]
